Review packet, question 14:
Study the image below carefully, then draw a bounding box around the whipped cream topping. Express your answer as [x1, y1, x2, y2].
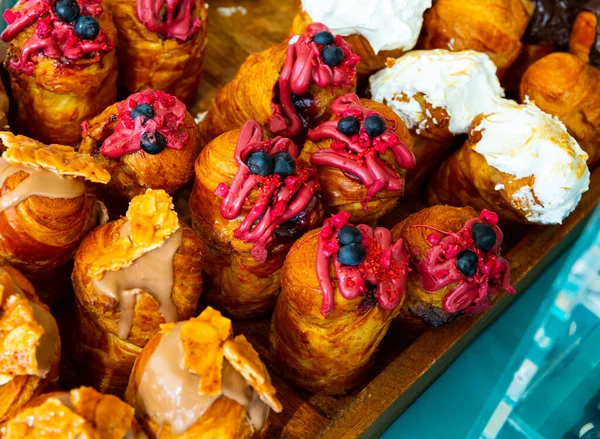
[301, 0, 431, 53]
[369, 49, 504, 135]
[472, 99, 590, 224]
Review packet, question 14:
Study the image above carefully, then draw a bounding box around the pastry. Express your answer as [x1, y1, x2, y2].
[200, 24, 360, 143]
[428, 99, 590, 224]
[0, 132, 110, 303]
[71, 189, 205, 396]
[290, 0, 432, 75]
[300, 93, 416, 223]
[1, 0, 118, 146]
[390, 206, 514, 327]
[270, 211, 409, 394]
[570, 4, 600, 66]
[110, 0, 208, 105]
[369, 49, 505, 196]
[80, 89, 202, 216]
[0, 266, 60, 425]
[0, 386, 146, 438]
[190, 120, 323, 319]
[0, 81, 9, 131]
[125, 307, 283, 438]
[417, 0, 534, 78]
[520, 52, 600, 167]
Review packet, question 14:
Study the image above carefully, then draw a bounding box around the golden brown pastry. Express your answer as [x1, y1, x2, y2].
[0, 266, 60, 426]
[0, 132, 110, 303]
[369, 49, 505, 196]
[0, 81, 9, 131]
[125, 307, 282, 439]
[417, 0, 534, 78]
[79, 89, 202, 216]
[289, 0, 432, 75]
[390, 206, 514, 327]
[1, 0, 118, 146]
[200, 24, 360, 143]
[190, 121, 323, 319]
[270, 212, 409, 394]
[570, 8, 599, 65]
[300, 93, 415, 223]
[0, 386, 146, 438]
[71, 189, 205, 396]
[428, 99, 590, 225]
[110, 0, 208, 105]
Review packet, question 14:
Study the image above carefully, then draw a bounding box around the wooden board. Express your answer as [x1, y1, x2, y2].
[190, 1, 600, 437]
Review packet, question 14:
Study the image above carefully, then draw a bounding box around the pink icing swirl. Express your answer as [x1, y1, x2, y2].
[216, 121, 320, 263]
[316, 211, 410, 317]
[98, 89, 189, 159]
[2, 0, 113, 75]
[269, 23, 360, 138]
[309, 93, 416, 205]
[136, 0, 201, 41]
[414, 210, 515, 314]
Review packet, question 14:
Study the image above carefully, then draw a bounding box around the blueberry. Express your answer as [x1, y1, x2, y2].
[321, 45, 344, 67]
[338, 225, 363, 245]
[140, 131, 167, 155]
[313, 31, 335, 45]
[337, 116, 360, 137]
[246, 152, 274, 177]
[131, 104, 155, 124]
[54, 0, 80, 23]
[74, 15, 100, 40]
[273, 152, 296, 178]
[471, 222, 497, 252]
[364, 115, 386, 137]
[337, 243, 366, 267]
[456, 250, 478, 277]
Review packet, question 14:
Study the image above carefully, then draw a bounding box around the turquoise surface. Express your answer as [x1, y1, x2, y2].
[381, 252, 572, 439]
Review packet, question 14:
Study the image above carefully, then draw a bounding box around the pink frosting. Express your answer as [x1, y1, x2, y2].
[269, 23, 360, 138]
[216, 120, 320, 263]
[136, 0, 201, 41]
[2, 0, 113, 75]
[309, 93, 416, 206]
[98, 89, 189, 159]
[316, 211, 410, 317]
[413, 210, 515, 314]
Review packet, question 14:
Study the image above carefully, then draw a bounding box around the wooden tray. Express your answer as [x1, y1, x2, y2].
[190, 1, 600, 437]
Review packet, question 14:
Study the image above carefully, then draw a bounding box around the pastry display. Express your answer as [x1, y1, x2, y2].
[110, 0, 208, 105]
[1, 0, 118, 146]
[300, 93, 415, 223]
[190, 121, 323, 319]
[370, 49, 504, 195]
[0, 266, 60, 425]
[428, 99, 590, 224]
[71, 189, 205, 396]
[417, 0, 534, 78]
[125, 307, 282, 438]
[200, 24, 360, 142]
[390, 206, 514, 327]
[290, 0, 432, 75]
[0, 132, 110, 303]
[270, 212, 409, 394]
[0, 386, 145, 438]
[79, 89, 202, 216]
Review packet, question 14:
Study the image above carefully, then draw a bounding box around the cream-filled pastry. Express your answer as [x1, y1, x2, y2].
[428, 99, 590, 224]
[71, 189, 205, 396]
[125, 307, 282, 438]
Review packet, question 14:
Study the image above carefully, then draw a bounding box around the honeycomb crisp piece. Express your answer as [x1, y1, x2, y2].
[70, 387, 135, 439]
[1, 398, 92, 439]
[181, 307, 233, 396]
[224, 335, 283, 413]
[0, 132, 111, 184]
[87, 190, 180, 280]
[0, 273, 44, 384]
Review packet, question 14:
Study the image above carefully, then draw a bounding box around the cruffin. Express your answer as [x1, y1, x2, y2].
[0, 132, 110, 184]
[87, 189, 180, 279]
